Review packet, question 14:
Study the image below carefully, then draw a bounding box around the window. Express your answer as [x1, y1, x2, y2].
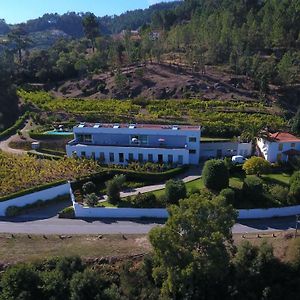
[168, 154, 173, 164]
[178, 155, 183, 164]
[277, 153, 282, 161]
[130, 135, 148, 145]
[189, 149, 196, 154]
[158, 154, 163, 163]
[278, 144, 283, 151]
[99, 152, 105, 162]
[91, 152, 95, 160]
[78, 134, 92, 143]
[119, 153, 124, 163]
[138, 153, 143, 162]
[148, 154, 153, 162]
[81, 151, 86, 158]
[128, 153, 134, 161]
[189, 137, 197, 143]
[109, 153, 114, 163]
[291, 143, 296, 148]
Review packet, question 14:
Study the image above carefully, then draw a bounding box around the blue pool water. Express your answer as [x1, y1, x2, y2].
[44, 130, 74, 136]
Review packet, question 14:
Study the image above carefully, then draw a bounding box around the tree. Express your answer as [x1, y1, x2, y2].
[289, 171, 300, 202]
[70, 269, 107, 300]
[202, 159, 229, 191]
[243, 157, 271, 175]
[149, 194, 237, 299]
[165, 179, 187, 205]
[84, 193, 99, 207]
[82, 13, 100, 53]
[106, 175, 126, 204]
[8, 25, 31, 63]
[82, 181, 96, 194]
[292, 108, 300, 135]
[277, 51, 299, 85]
[0, 264, 42, 300]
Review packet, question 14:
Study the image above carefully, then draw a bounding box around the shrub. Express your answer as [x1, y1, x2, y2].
[243, 157, 271, 175]
[106, 180, 121, 204]
[268, 184, 289, 205]
[220, 188, 235, 204]
[165, 179, 187, 205]
[243, 176, 263, 201]
[82, 181, 96, 195]
[132, 192, 160, 208]
[289, 172, 300, 203]
[84, 193, 99, 207]
[202, 159, 229, 191]
[58, 206, 75, 219]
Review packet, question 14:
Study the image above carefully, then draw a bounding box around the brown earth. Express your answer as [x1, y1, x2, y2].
[51, 63, 274, 104]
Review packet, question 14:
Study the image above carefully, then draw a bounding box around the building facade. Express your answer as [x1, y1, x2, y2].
[257, 132, 300, 163]
[200, 141, 252, 159]
[66, 123, 201, 165]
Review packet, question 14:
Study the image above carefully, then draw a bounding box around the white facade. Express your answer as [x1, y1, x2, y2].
[200, 141, 252, 159]
[257, 132, 300, 163]
[66, 123, 201, 165]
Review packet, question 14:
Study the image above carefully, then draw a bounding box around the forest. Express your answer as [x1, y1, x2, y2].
[0, 0, 299, 132]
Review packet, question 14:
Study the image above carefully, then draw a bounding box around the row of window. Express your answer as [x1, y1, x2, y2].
[278, 143, 296, 151]
[79, 151, 184, 164]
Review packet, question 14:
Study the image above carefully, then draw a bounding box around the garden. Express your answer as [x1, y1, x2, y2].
[71, 157, 300, 211]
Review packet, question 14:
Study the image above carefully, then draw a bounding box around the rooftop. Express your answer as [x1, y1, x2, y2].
[268, 132, 300, 143]
[75, 123, 201, 131]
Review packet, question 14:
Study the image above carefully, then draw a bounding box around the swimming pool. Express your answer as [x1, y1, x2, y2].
[44, 130, 74, 136]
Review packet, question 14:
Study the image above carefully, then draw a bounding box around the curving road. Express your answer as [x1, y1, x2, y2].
[0, 201, 297, 235]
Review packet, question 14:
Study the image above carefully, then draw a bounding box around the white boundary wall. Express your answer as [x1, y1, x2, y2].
[238, 205, 300, 219]
[71, 187, 300, 219]
[0, 182, 71, 217]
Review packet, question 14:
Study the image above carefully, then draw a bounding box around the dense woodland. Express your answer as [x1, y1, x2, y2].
[0, 0, 299, 129]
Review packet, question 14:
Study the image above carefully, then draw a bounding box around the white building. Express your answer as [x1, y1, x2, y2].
[200, 140, 252, 159]
[257, 132, 300, 163]
[66, 123, 201, 165]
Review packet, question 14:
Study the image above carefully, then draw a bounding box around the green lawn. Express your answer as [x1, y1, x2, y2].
[262, 173, 291, 186]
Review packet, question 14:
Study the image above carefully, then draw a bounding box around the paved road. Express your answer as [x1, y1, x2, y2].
[0, 201, 297, 235]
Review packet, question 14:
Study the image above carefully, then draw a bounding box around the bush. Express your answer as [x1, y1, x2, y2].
[106, 180, 121, 205]
[220, 188, 235, 204]
[165, 179, 187, 205]
[202, 159, 229, 191]
[243, 157, 271, 175]
[289, 171, 300, 203]
[58, 206, 75, 219]
[132, 192, 161, 208]
[268, 184, 290, 205]
[82, 181, 96, 195]
[5, 206, 21, 217]
[84, 193, 99, 207]
[243, 176, 263, 200]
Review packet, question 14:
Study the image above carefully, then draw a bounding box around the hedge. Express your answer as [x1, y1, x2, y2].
[5, 194, 70, 217]
[27, 151, 62, 160]
[0, 180, 67, 203]
[29, 131, 74, 140]
[0, 112, 30, 141]
[71, 165, 188, 190]
[39, 148, 66, 157]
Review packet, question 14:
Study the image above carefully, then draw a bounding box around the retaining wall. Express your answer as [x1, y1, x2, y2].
[0, 182, 71, 216]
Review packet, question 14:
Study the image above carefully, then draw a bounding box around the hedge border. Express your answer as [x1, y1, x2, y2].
[0, 112, 30, 141]
[0, 180, 67, 203]
[29, 131, 74, 140]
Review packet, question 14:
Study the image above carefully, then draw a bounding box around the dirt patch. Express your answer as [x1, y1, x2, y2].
[51, 63, 268, 103]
